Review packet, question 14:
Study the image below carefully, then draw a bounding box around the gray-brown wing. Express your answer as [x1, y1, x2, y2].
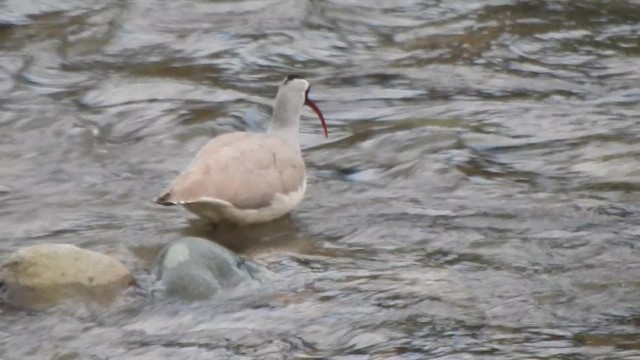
[156, 132, 305, 210]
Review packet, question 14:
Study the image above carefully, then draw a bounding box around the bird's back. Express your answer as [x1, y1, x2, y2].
[155, 132, 306, 212]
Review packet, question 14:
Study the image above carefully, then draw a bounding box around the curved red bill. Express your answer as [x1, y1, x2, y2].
[304, 97, 329, 138]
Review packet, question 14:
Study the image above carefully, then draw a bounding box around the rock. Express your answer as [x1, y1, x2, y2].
[153, 238, 264, 301]
[0, 244, 133, 310]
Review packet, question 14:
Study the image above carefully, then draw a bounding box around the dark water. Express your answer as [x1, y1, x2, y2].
[2, 0, 640, 358]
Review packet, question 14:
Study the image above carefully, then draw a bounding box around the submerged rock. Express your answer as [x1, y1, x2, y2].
[0, 244, 133, 310]
[153, 238, 264, 301]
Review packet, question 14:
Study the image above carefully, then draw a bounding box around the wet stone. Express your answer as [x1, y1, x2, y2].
[152, 238, 265, 301]
[0, 244, 133, 310]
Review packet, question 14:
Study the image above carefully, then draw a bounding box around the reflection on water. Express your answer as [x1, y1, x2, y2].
[2, 0, 640, 358]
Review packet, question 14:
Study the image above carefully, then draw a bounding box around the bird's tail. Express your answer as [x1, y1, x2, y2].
[154, 192, 176, 206]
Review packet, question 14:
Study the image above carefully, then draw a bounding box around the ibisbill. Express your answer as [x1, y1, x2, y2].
[155, 75, 328, 225]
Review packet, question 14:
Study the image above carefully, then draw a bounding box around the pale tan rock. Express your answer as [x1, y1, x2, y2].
[0, 244, 133, 310]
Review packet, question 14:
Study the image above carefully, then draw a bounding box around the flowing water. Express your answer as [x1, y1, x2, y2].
[1, 0, 640, 358]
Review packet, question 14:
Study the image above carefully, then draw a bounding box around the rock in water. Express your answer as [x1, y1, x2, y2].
[153, 238, 264, 301]
[0, 244, 133, 310]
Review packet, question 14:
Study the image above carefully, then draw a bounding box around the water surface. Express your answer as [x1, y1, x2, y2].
[1, 0, 640, 359]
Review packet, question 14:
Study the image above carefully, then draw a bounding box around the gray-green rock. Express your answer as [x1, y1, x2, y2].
[0, 244, 133, 310]
[152, 238, 265, 301]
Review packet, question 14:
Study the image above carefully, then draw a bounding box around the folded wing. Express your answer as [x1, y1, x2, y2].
[155, 132, 305, 210]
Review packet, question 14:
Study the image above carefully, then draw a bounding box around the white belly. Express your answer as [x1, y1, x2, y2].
[182, 178, 307, 225]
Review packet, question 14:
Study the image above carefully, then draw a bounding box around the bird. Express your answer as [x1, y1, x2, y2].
[154, 75, 328, 225]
